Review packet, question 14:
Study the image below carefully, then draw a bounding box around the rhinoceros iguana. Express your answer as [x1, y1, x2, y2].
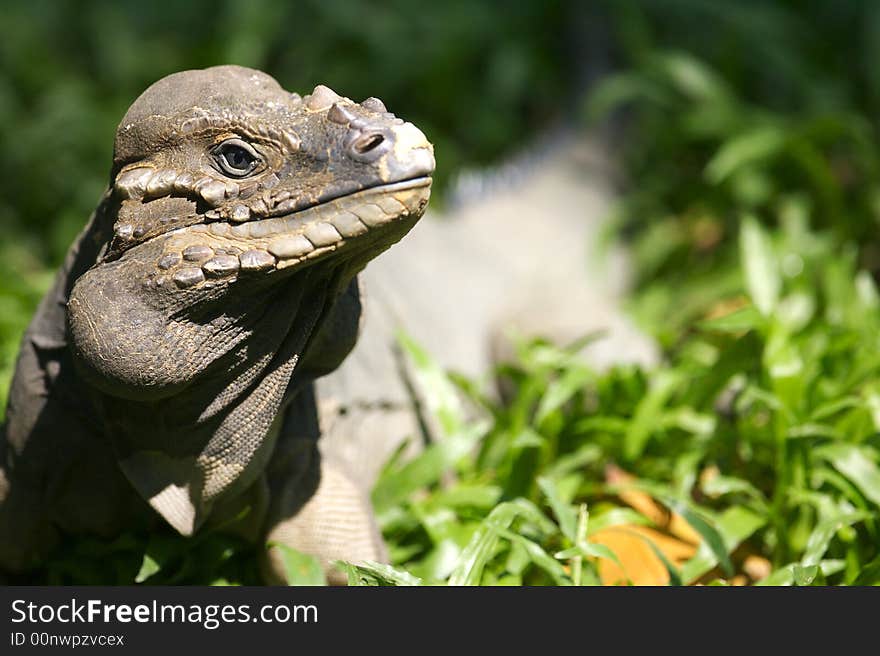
[0, 65, 434, 583]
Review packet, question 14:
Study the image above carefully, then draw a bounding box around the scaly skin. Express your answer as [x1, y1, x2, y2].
[0, 65, 434, 582]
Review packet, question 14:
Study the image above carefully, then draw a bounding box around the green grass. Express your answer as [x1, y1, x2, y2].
[339, 216, 880, 585]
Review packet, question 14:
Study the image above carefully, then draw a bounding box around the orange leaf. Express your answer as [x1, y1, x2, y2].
[605, 465, 701, 544]
[591, 525, 697, 586]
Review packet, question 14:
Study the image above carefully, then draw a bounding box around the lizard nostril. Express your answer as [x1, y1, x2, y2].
[353, 133, 385, 154]
[347, 129, 392, 162]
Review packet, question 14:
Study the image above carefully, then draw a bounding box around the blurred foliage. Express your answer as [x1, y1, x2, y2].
[589, 0, 880, 346]
[350, 223, 880, 585]
[30, 530, 263, 586]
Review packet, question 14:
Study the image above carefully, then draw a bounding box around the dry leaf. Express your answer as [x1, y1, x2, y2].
[591, 525, 696, 586]
[605, 464, 701, 544]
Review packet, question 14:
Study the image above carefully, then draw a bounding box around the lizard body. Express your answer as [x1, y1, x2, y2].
[0, 65, 434, 582]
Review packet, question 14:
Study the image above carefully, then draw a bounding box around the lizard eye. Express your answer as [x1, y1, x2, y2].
[213, 139, 261, 177]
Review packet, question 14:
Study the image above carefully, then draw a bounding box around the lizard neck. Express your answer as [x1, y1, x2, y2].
[4, 201, 360, 536]
[73, 264, 356, 535]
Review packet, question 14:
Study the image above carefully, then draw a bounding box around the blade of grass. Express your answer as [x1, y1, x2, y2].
[338, 561, 423, 587]
[448, 500, 554, 586]
[816, 444, 880, 507]
[740, 215, 780, 316]
[537, 476, 577, 541]
[269, 543, 327, 586]
[678, 505, 766, 583]
[623, 370, 680, 460]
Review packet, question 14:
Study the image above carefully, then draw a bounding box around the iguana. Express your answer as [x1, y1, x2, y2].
[0, 65, 434, 583]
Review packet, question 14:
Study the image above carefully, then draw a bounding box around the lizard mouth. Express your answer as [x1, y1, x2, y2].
[147, 176, 432, 290]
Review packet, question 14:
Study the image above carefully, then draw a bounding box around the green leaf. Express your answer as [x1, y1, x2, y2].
[679, 505, 766, 583]
[706, 127, 787, 184]
[701, 474, 767, 506]
[793, 565, 819, 586]
[739, 215, 781, 316]
[756, 564, 796, 586]
[818, 560, 846, 578]
[666, 499, 734, 577]
[414, 539, 462, 582]
[698, 305, 763, 333]
[809, 396, 861, 422]
[554, 541, 621, 566]
[658, 52, 732, 103]
[427, 483, 502, 511]
[587, 507, 652, 535]
[544, 444, 602, 479]
[801, 512, 870, 567]
[538, 476, 577, 542]
[510, 427, 545, 449]
[396, 330, 465, 437]
[851, 554, 880, 585]
[585, 72, 670, 122]
[372, 420, 489, 515]
[664, 407, 717, 437]
[787, 423, 839, 440]
[506, 498, 559, 535]
[448, 520, 506, 586]
[856, 270, 880, 310]
[339, 561, 423, 587]
[572, 504, 589, 586]
[505, 541, 530, 577]
[269, 544, 326, 586]
[775, 292, 815, 332]
[639, 534, 684, 586]
[816, 444, 880, 507]
[535, 365, 594, 425]
[133, 535, 183, 584]
[862, 384, 880, 432]
[623, 370, 680, 460]
[134, 553, 160, 584]
[763, 559, 865, 586]
[448, 500, 553, 586]
[489, 525, 571, 585]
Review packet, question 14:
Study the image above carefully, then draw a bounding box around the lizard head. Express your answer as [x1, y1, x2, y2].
[108, 64, 433, 288]
[64, 66, 433, 533]
[68, 65, 433, 400]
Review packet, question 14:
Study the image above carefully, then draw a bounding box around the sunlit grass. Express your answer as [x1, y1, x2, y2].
[340, 217, 880, 585]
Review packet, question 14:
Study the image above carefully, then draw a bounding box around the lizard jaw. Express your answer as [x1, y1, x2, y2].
[142, 176, 431, 291]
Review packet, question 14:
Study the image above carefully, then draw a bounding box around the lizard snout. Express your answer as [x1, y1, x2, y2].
[318, 89, 435, 183]
[351, 118, 435, 183]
